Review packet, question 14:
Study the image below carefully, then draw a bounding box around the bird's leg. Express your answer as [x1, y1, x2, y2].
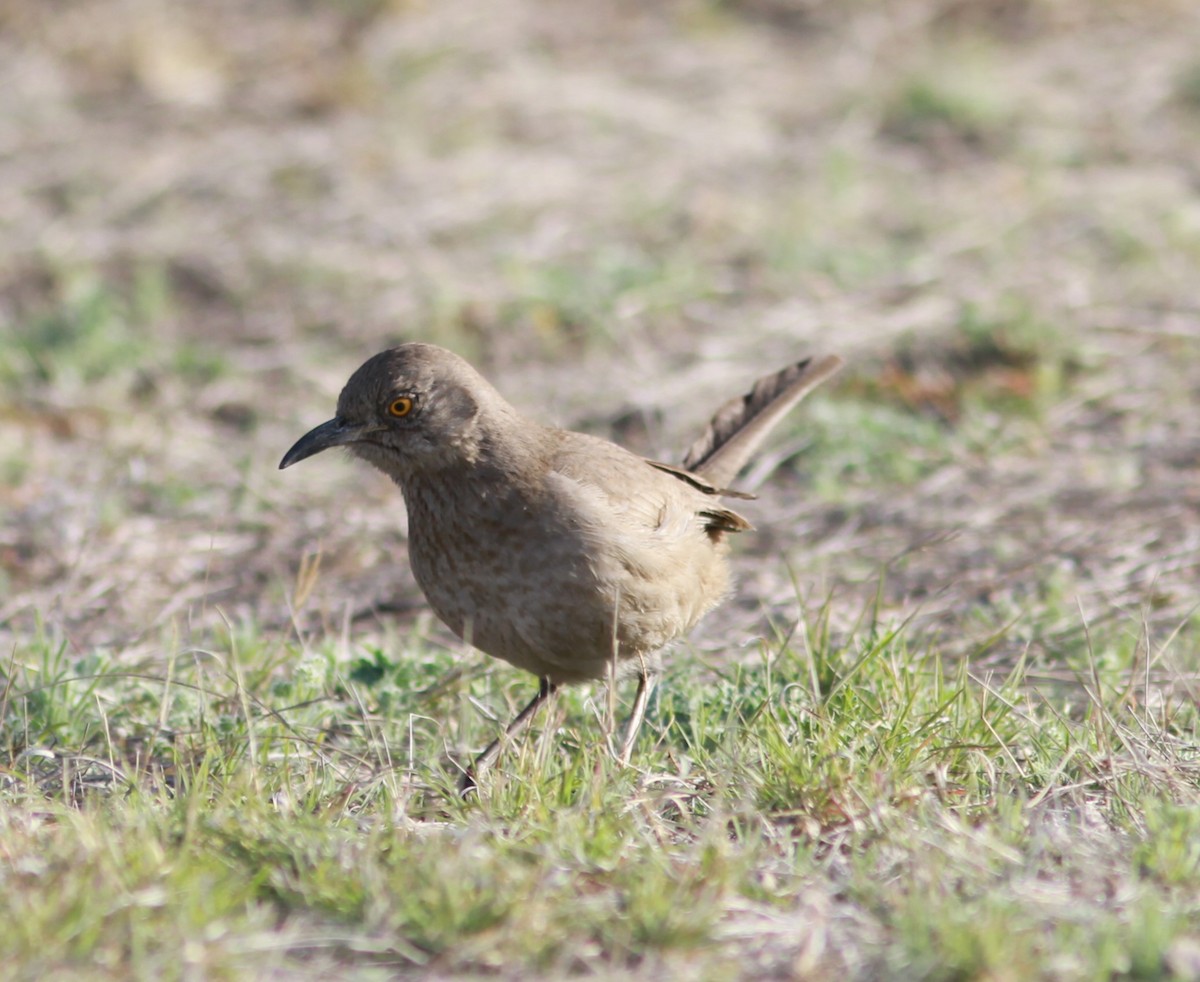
[617, 669, 656, 766]
[459, 676, 557, 795]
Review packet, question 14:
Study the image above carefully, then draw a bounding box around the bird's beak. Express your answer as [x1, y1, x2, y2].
[279, 417, 365, 469]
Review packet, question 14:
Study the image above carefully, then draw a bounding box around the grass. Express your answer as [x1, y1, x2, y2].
[879, 42, 1017, 155]
[3, 598, 1200, 979]
[0, 267, 162, 394]
[500, 248, 715, 351]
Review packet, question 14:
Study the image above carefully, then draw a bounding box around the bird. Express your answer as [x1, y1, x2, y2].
[280, 343, 842, 790]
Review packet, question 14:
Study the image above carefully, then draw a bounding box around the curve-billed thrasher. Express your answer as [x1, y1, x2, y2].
[281, 343, 841, 789]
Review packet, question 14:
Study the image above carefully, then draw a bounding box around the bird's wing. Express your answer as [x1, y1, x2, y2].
[645, 460, 756, 500]
[550, 434, 751, 536]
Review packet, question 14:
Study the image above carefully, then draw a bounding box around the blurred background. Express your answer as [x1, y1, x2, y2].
[2, 0, 1199, 659]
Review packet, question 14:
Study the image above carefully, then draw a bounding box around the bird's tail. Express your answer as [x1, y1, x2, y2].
[682, 354, 843, 490]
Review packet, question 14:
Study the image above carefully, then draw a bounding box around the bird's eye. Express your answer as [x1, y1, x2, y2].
[388, 396, 415, 418]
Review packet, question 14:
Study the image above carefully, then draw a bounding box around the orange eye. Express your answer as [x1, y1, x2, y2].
[388, 396, 414, 418]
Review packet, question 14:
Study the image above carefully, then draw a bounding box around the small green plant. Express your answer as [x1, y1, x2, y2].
[881, 50, 1015, 152]
[0, 266, 171, 392]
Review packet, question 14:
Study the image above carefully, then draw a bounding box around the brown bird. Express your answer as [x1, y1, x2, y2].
[280, 343, 841, 789]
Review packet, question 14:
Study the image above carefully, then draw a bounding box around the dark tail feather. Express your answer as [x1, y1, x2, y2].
[682, 354, 843, 490]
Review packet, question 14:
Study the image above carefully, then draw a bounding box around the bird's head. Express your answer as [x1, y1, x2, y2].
[279, 343, 509, 481]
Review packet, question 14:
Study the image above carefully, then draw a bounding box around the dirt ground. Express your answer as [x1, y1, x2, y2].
[2, 0, 1199, 675]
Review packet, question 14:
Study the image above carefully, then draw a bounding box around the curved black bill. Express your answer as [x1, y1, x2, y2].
[279, 417, 363, 469]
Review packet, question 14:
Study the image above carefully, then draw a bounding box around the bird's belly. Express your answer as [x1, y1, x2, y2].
[406, 509, 727, 684]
